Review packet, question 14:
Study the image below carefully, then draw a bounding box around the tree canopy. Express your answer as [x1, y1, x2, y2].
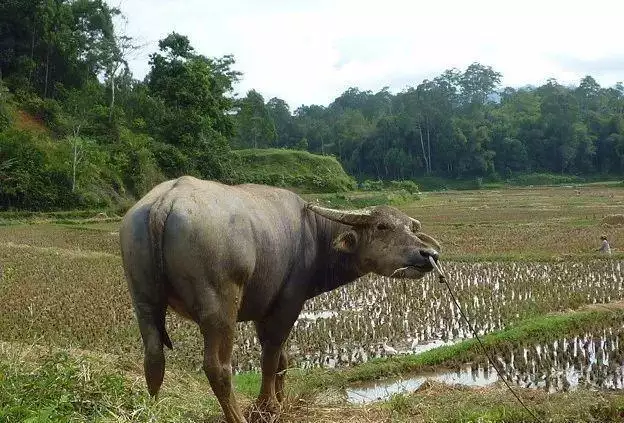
[1, 1, 624, 210]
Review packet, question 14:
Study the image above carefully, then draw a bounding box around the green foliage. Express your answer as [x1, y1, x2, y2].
[304, 190, 419, 209]
[508, 173, 585, 186]
[147, 32, 239, 143]
[111, 127, 164, 196]
[360, 179, 384, 191]
[0, 129, 128, 210]
[0, 129, 72, 209]
[0, 81, 12, 131]
[359, 179, 419, 193]
[3, 0, 624, 211]
[233, 89, 277, 148]
[0, 2, 243, 210]
[225, 66, 624, 183]
[228, 148, 357, 193]
[21, 95, 65, 135]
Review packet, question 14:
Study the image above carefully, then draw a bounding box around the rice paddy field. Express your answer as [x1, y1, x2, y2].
[2, 184, 624, 422]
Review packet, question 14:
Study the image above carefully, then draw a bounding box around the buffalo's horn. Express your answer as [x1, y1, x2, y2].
[409, 217, 422, 231]
[306, 203, 374, 226]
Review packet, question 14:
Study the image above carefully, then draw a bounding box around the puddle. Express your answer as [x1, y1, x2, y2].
[347, 366, 499, 404]
[298, 310, 339, 321]
[346, 331, 624, 404]
[410, 339, 459, 355]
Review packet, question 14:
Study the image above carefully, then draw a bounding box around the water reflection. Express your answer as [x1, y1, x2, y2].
[347, 330, 624, 403]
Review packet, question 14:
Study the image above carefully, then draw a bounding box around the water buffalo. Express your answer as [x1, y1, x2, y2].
[120, 176, 440, 423]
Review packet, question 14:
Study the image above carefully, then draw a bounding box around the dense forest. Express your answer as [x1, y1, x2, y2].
[1, 0, 624, 210]
[237, 68, 624, 182]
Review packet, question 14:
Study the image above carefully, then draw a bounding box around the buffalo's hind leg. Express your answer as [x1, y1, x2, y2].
[199, 290, 247, 423]
[122, 207, 169, 400]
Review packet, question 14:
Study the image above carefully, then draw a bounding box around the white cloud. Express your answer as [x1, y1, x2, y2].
[110, 0, 624, 108]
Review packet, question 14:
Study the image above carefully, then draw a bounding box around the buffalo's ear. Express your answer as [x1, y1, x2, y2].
[333, 230, 358, 253]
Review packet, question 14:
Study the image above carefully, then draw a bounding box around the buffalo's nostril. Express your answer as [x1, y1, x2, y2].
[420, 249, 439, 261]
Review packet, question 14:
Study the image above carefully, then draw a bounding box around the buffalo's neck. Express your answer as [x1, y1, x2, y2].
[307, 215, 364, 298]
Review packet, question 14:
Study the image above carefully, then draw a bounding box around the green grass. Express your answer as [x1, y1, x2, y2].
[228, 148, 357, 193]
[301, 190, 420, 208]
[4, 347, 624, 423]
[1, 351, 162, 423]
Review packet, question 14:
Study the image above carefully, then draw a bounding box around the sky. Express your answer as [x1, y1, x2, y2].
[109, 0, 624, 109]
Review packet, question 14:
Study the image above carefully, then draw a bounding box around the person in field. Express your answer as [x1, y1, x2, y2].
[597, 235, 611, 255]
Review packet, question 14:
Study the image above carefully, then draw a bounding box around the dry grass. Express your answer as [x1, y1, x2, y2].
[403, 185, 624, 257]
[13, 109, 50, 135]
[0, 223, 120, 254]
[602, 214, 624, 226]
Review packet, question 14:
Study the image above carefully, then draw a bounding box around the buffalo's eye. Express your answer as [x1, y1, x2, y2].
[377, 222, 391, 231]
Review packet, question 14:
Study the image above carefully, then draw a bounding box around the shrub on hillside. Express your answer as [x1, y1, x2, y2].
[22, 95, 67, 135]
[111, 128, 164, 198]
[0, 129, 130, 210]
[0, 129, 73, 209]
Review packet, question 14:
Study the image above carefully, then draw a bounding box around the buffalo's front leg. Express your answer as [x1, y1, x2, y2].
[253, 313, 297, 417]
[275, 351, 288, 403]
[257, 342, 283, 414]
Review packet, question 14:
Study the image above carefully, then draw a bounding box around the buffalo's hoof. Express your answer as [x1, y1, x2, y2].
[247, 401, 280, 423]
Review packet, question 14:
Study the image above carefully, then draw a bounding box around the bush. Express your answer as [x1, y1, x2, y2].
[509, 173, 585, 186]
[388, 180, 420, 194]
[359, 179, 420, 193]
[111, 128, 164, 197]
[360, 179, 384, 191]
[22, 95, 66, 135]
[152, 142, 193, 179]
[0, 129, 72, 209]
[0, 129, 133, 211]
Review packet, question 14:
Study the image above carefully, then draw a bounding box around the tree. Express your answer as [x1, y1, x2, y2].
[234, 90, 276, 148]
[266, 97, 293, 147]
[101, 11, 143, 122]
[459, 62, 502, 106]
[146, 32, 241, 178]
[539, 80, 581, 172]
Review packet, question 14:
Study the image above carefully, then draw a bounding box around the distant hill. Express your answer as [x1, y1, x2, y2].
[227, 148, 357, 193]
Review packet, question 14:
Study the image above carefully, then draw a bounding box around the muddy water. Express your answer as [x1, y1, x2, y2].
[346, 330, 624, 403]
[347, 366, 498, 404]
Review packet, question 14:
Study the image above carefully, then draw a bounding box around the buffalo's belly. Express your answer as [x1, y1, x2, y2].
[167, 292, 194, 321]
[235, 276, 285, 322]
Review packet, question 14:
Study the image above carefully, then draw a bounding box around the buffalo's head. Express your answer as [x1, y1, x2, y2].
[307, 203, 441, 279]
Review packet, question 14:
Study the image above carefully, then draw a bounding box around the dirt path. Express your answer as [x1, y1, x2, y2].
[580, 299, 624, 312]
